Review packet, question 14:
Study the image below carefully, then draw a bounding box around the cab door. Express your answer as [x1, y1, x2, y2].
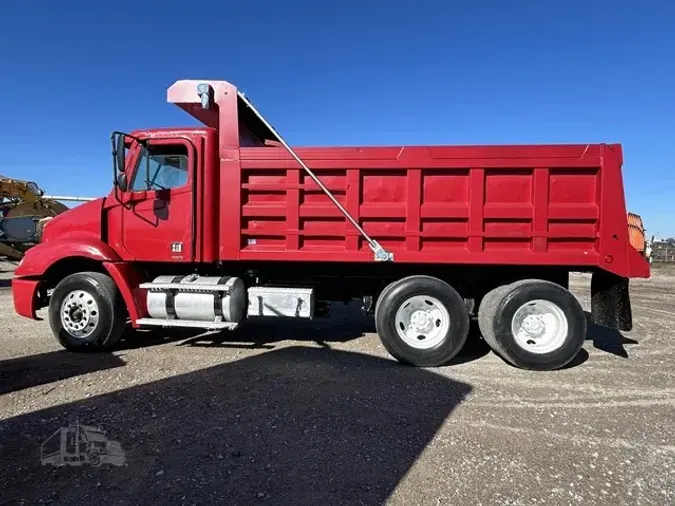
[121, 137, 197, 262]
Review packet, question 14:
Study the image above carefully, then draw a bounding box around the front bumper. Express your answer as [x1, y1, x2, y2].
[12, 278, 41, 320]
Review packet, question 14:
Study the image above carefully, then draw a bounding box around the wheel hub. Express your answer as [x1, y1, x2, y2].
[60, 290, 100, 338]
[511, 299, 569, 354]
[69, 306, 85, 323]
[410, 309, 433, 332]
[521, 314, 545, 337]
[394, 295, 451, 350]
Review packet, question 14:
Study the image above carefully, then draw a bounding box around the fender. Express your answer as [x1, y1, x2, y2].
[14, 233, 122, 278]
[14, 234, 147, 326]
[102, 262, 147, 327]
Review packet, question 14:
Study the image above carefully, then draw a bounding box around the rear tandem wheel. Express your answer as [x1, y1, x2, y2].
[375, 275, 470, 367]
[478, 279, 586, 370]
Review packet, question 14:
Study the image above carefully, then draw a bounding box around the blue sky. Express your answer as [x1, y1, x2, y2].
[1, 0, 673, 236]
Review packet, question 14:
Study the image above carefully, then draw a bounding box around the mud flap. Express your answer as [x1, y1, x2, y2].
[591, 270, 633, 331]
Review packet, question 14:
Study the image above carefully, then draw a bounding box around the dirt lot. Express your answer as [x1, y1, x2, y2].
[0, 263, 674, 505]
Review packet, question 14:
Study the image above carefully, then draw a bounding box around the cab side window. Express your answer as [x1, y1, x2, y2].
[130, 145, 189, 191]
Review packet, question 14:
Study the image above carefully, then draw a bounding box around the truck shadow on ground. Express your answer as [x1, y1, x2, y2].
[0, 351, 126, 395]
[117, 304, 599, 368]
[115, 302, 374, 352]
[451, 320, 491, 366]
[181, 301, 376, 349]
[584, 311, 638, 358]
[0, 347, 472, 505]
[159, 303, 491, 367]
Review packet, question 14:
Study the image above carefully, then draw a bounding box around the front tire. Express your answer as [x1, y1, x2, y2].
[375, 276, 470, 367]
[48, 272, 127, 352]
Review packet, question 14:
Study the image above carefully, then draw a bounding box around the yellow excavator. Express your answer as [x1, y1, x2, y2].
[0, 176, 73, 260]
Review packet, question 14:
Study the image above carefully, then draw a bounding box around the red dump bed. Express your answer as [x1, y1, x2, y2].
[225, 143, 647, 278]
[168, 80, 649, 279]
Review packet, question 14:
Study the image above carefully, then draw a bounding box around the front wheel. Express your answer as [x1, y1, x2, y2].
[48, 272, 127, 352]
[375, 275, 470, 367]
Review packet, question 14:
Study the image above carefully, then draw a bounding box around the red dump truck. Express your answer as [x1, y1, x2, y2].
[12, 80, 650, 371]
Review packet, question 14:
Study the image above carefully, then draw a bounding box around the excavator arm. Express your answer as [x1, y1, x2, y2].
[0, 176, 70, 259]
[0, 177, 43, 203]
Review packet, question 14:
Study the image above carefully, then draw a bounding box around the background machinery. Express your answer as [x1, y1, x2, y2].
[0, 176, 92, 260]
[627, 212, 652, 263]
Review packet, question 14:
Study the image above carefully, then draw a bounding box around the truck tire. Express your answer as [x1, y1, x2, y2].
[374, 278, 401, 323]
[478, 279, 586, 370]
[87, 449, 102, 467]
[48, 272, 127, 352]
[375, 275, 470, 367]
[477, 283, 510, 348]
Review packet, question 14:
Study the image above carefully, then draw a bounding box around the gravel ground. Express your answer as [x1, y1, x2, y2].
[1, 262, 674, 505]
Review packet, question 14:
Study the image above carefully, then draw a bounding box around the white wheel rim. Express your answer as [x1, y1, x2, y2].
[394, 295, 450, 350]
[60, 290, 100, 339]
[511, 299, 568, 354]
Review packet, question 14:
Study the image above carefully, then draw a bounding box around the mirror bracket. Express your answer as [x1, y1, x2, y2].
[116, 172, 128, 192]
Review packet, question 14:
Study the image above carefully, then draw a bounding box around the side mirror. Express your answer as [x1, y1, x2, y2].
[116, 172, 128, 192]
[116, 134, 126, 174]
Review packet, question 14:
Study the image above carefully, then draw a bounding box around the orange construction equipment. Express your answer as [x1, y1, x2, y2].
[627, 212, 651, 261]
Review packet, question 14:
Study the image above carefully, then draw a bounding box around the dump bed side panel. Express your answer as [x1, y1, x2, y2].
[229, 143, 646, 278]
